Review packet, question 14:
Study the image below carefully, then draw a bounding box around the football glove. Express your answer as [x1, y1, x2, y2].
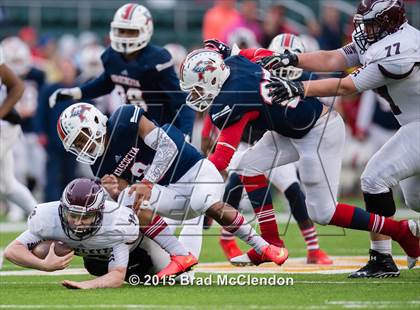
[267, 78, 305, 105]
[259, 50, 299, 71]
[204, 39, 232, 59]
[49, 87, 82, 108]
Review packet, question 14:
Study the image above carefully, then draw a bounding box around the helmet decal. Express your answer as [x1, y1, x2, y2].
[193, 59, 217, 82]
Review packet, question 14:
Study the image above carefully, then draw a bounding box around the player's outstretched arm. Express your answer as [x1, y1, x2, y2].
[0, 63, 24, 118]
[4, 240, 73, 272]
[296, 50, 349, 72]
[62, 266, 126, 289]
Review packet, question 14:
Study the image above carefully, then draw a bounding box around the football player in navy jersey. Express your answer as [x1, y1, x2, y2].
[57, 102, 289, 278]
[202, 35, 332, 266]
[179, 44, 419, 266]
[49, 3, 195, 138]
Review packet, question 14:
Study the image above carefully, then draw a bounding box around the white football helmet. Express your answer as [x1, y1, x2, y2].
[79, 44, 105, 81]
[180, 49, 230, 112]
[268, 33, 305, 80]
[1, 36, 31, 76]
[57, 103, 108, 164]
[110, 3, 153, 54]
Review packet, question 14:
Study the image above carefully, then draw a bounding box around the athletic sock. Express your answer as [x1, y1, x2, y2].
[240, 174, 283, 247]
[371, 239, 392, 255]
[223, 211, 268, 254]
[301, 226, 320, 251]
[329, 203, 400, 239]
[141, 215, 189, 256]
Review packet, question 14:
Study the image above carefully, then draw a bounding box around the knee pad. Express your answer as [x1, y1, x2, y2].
[363, 191, 396, 217]
[284, 182, 309, 223]
[223, 173, 244, 209]
[306, 204, 331, 226]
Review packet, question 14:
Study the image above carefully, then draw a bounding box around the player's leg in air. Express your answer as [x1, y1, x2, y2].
[350, 122, 420, 278]
[222, 165, 332, 266]
[234, 118, 419, 267]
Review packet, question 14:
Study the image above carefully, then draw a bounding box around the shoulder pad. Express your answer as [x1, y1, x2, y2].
[366, 28, 420, 66]
[148, 46, 174, 72]
[28, 202, 60, 237]
[112, 204, 139, 244]
[100, 47, 115, 67]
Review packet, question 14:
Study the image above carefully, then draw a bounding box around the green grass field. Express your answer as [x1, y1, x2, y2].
[1, 219, 419, 310]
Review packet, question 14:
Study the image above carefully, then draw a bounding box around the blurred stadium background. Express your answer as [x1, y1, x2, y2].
[0, 0, 419, 220]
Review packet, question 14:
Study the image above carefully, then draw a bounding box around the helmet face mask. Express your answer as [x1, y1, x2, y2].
[59, 178, 105, 241]
[66, 127, 106, 165]
[110, 4, 153, 54]
[58, 103, 108, 165]
[180, 49, 230, 112]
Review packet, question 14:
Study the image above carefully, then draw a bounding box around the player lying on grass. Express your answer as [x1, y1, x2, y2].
[57, 102, 289, 278]
[4, 178, 184, 289]
[262, 0, 420, 276]
[179, 42, 419, 268]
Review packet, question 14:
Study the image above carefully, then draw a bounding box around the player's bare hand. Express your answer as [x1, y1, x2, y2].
[62, 280, 91, 290]
[128, 182, 153, 211]
[101, 174, 120, 199]
[42, 242, 74, 272]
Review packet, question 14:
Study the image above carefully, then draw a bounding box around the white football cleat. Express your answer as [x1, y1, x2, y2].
[407, 219, 420, 269]
[230, 253, 254, 267]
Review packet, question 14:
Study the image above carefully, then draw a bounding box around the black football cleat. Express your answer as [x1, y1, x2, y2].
[348, 249, 400, 278]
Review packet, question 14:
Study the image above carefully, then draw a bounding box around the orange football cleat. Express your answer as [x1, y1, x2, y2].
[156, 253, 198, 279]
[220, 238, 243, 260]
[307, 249, 333, 265]
[261, 245, 288, 266]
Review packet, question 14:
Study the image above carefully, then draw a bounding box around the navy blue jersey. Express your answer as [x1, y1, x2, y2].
[91, 105, 203, 185]
[210, 56, 323, 139]
[20, 67, 45, 132]
[79, 45, 195, 136]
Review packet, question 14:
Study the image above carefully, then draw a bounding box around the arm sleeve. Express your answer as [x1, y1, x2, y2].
[157, 66, 195, 137]
[208, 111, 259, 171]
[201, 113, 218, 138]
[350, 63, 389, 92]
[338, 43, 361, 68]
[108, 243, 130, 270]
[15, 230, 43, 249]
[143, 127, 178, 183]
[239, 48, 275, 63]
[80, 72, 115, 100]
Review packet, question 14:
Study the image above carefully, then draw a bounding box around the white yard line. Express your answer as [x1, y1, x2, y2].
[0, 256, 418, 277]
